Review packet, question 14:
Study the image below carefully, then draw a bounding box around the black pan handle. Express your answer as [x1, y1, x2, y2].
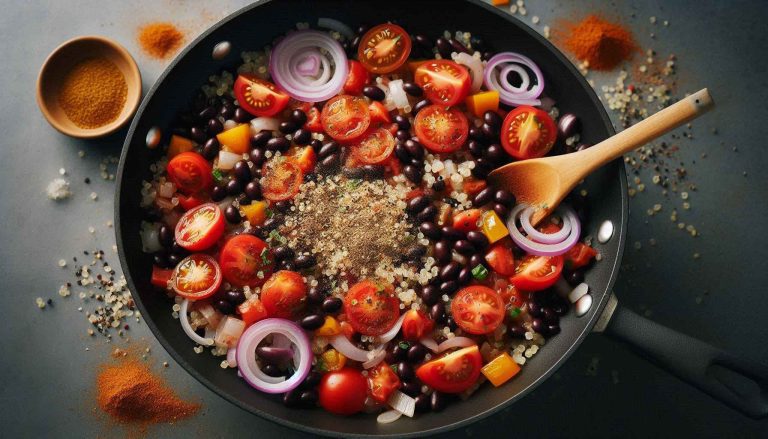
[596, 294, 768, 418]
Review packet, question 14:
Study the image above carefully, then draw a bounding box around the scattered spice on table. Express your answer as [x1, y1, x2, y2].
[58, 57, 127, 129]
[554, 15, 638, 71]
[137, 22, 185, 59]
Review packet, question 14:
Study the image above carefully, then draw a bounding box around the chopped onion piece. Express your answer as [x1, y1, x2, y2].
[437, 336, 476, 352]
[377, 409, 403, 424]
[214, 316, 246, 348]
[362, 347, 387, 369]
[227, 347, 238, 367]
[158, 181, 176, 198]
[250, 117, 280, 133]
[419, 337, 439, 352]
[195, 302, 222, 329]
[376, 312, 408, 344]
[453, 52, 485, 93]
[217, 151, 241, 170]
[387, 390, 416, 417]
[180, 299, 215, 346]
[139, 222, 162, 253]
[386, 80, 410, 110]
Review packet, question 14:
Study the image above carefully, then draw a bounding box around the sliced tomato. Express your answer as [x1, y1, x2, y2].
[260, 270, 307, 319]
[368, 362, 402, 403]
[166, 152, 213, 195]
[414, 60, 471, 107]
[321, 95, 371, 143]
[177, 193, 204, 211]
[343, 60, 369, 95]
[565, 243, 598, 270]
[352, 127, 395, 165]
[368, 101, 392, 124]
[219, 234, 273, 287]
[509, 254, 564, 291]
[237, 295, 269, 326]
[174, 203, 225, 251]
[291, 145, 317, 174]
[172, 254, 222, 300]
[497, 281, 529, 309]
[319, 368, 368, 415]
[453, 209, 482, 233]
[343, 280, 400, 336]
[416, 345, 483, 393]
[485, 242, 516, 276]
[151, 266, 173, 288]
[451, 286, 505, 334]
[358, 23, 412, 74]
[261, 157, 303, 201]
[500, 106, 557, 160]
[413, 105, 469, 153]
[401, 309, 434, 341]
[234, 75, 289, 117]
[305, 107, 323, 132]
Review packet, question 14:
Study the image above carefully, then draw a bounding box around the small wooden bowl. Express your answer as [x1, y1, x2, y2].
[36, 36, 142, 138]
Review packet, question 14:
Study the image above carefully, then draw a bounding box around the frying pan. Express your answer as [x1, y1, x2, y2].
[115, 0, 768, 435]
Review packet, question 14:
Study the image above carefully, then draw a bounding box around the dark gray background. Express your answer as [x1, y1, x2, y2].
[1, 0, 767, 437]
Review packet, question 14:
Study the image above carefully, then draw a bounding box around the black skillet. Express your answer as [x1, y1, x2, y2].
[115, 0, 768, 436]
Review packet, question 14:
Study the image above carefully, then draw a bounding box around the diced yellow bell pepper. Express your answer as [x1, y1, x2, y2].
[319, 348, 347, 372]
[465, 91, 500, 118]
[240, 201, 268, 226]
[315, 316, 341, 337]
[167, 135, 194, 158]
[481, 352, 521, 387]
[481, 210, 509, 244]
[217, 123, 251, 154]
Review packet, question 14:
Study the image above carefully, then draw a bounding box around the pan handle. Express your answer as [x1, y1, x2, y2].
[595, 294, 768, 419]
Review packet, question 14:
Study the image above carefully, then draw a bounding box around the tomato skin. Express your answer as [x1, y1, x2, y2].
[237, 295, 269, 326]
[416, 346, 483, 394]
[368, 101, 392, 124]
[453, 209, 482, 233]
[177, 193, 204, 211]
[565, 243, 598, 270]
[321, 95, 371, 143]
[305, 107, 323, 132]
[414, 60, 471, 107]
[358, 24, 412, 74]
[318, 368, 368, 415]
[451, 286, 505, 334]
[461, 178, 487, 198]
[485, 243, 516, 276]
[500, 106, 557, 160]
[343, 60, 369, 95]
[368, 362, 402, 403]
[219, 234, 273, 287]
[261, 158, 304, 201]
[509, 254, 564, 291]
[260, 270, 307, 319]
[172, 254, 222, 300]
[352, 127, 395, 165]
[151, 266, 173, 288]
[174, 203, 225, 252]
[291, 146, 317, 174]
[167, 152, 213, 195]
[401, 309, 434, 341]
[343, 280, 400, 336]
[413, 105, 469, 153]
[234, 75, 289, 117]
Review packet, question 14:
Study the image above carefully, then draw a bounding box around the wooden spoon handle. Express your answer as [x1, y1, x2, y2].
[577, 88, 714, 175]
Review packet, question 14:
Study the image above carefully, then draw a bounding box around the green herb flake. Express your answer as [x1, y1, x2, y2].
[268, 229, 286, 244]
[212, 168, 225, 183]
[509, 307, 522, 319]
[398, 341, 410, 350]
[265, 208, 274, 218]
[471, 264, 489, 280]
[345, 179, 362, 191]
[259, 247, 270, 265]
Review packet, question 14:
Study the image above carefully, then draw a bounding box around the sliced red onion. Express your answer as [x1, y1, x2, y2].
[295, 51, 321, 76]
[376, 312, 407, 344]
[453, 52, 485, 93]
[377, 409, 403, 424]
[437, 336, 476, 352]
[508, 204, 581, 256]
[329, 334, 373, 362]
[179, 299, 214, 346]
[484, 52, 544, 107]
[420, 337, 439, 352]
[227, 347, 238, 367]
[519, 206, 572, 244]
[317, 17, 355, 40]
[236, 318, 312, 394]
[362, 346, 387, 369]
[269, 30, 348, 103]
[387, 390, 416, 417]
[250, 117, 280, 133]
[272, 333, 292, 349]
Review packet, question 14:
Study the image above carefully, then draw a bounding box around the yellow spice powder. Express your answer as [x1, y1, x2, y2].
[58, 57, 127, 129]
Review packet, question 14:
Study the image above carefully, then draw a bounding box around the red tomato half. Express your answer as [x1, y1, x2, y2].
[319, 368, 368, 415]
[509, 254, 564, 291]
[260, 270, 307, 319]
[368, 362, 402, 403]
[450, 286, 505, 334]
[321, 95, 371, 143]
[414, 105, 469, 153]
[174, 203, 225, 251]
[414, 60, 471, 107]
[166, 152, 213, 195]
[343, 280, 400, 336]
[485, 242, 516, 276]
[358, 24, 412, 74]
[401, 309, 434, 342]
[500, 106, 557, 160]
[219, 234, 273, 287]
[416, 345, 483, 394]
[352, 127, 395, 165]
[343, 60, 369, 95]
[234, 75, 290, 117]
[261, 157, 304, 201]
[565, 243, 598, 270]
[172, 254, 222, 300]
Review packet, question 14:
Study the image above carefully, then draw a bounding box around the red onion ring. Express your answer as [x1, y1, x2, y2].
[329, 334, 374, 362]
[269, 30, 348, 103]
[179, 299, 214, 346]
[519, 206, 572, 244]
[508, 204, 581, 256]
[295, 51, 320, 76]
[437, 336, 476, 352]
[376, 312, 407, 344]
[484, 52, 544, 106]
[362, 346, 387, 369]
[419, 337, 439, 352]
[226, 347, 238, 367]
[452, 52, 485, 93]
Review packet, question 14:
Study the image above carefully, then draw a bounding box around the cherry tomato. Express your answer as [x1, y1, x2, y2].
[237, 295, 269, 326]
[509, 254, 564, 291]
[166, 152, 213, 195]
[343, 60, 369, 95]
[260, 270, 307, 319]
[305, 107, 323, 132]
[174, 203, 225, 251]
[485, 242, 516, 276]
[413, 104, 469, 153]
[500, 106, 557, 160]
[358, 24, 412, 74]
[401, 309, 434, 341]
[172, 254, 222, 300]
[451, 286, 505, 334]
[219, 234, 273, 287]
[368, 362, 401, 403]
[261, 157, 304, 201]
[415, 345, 483, 393]
[234, 74, 290, 117]
[291, 145, 317, 174]
[352, 127, 395, 165]
[177, 193, 204, 211]
[414, 60, 471, 107]
[453, 209, 482, 233]
[321, 95, 371, 143]
[151, 265, 173, 288]
[368, 101, 392, 124]
[564, 243, 598, 270]
[343, 280, 400, 336]
[318, 368, 368, 415]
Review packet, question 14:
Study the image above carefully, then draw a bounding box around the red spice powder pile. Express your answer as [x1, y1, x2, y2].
[555, 15, 638, 71]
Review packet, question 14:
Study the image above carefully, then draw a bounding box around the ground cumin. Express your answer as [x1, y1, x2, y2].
[138, 22, 184, 59]
[58, 57, 127, 128]
[555, 15, 637, 71]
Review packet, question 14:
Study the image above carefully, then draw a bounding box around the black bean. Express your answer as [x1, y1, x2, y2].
[220, 105, 235, 120]
[299, 389, 318, 406]
[494, 189, 515, 207]
[435, 37, 453, 58]
[274, 200, 291, 213]
[244, 180, 261, 200]
[552, 297, 570, 316]
[431, 178, 446, 192]
[547, 324, 561, 336]
[395, 130, 410, 142]
[404, 139, 424, 160]
[356, 24, 370, 35]
[394, 114, 411, 130]
[566, 270, 585, 286]
[279, 120, 298, 134]
[440, 226, 463, 241]
[318, 142, 339, 159]
[543, 308, 559, 324]
[396, 362, 415, 381]
[391, 343, 409, 362]
[450, 38, 470, 54]
[483, 110, 503, 128]
[473, 187, 494, 207]
[528, 300, 544, 317]
[403, 164, 423, 183]
[190, 126, 207, 143]
[468, 140, 484, 158]
[343, 167, 365, 180]
[237, 194, 252, 206]
[303, 371, 323, 388]
[440, 262, 461, 282]
[251, 131, 272, 148]
[202, 138, 219, 160]
[401, 381, 421, 397]
[307, 286, 327, 304]
[414, 34, 433, 51]
[269, 137, 291, 152]
[532, 318, 547, 335]
[300, 314, 325, 331]
[282, 388, 301, 407]
[363, 85, 386, 101]
[234, 160, 251, 182]
[439, 280, 458, 295]
[153, 253, 169, 268]
[421, 285, 440, 306]
[412, 99, 431, 115]
[262, 216, 281, 231]
[407, 195, 431, 214]
[225, 179, 241, 196]
[405, 245, 427, 262]
[419, 222, 442, 240]
[469, 253, 485, 268]
[466, 231, 489, 251]
[416, 205, 438, 223]
[171, 241, 187, 256]
[509, 324, 526, 338]
[431, 391, 447, 412]
[469, 126, 488, 143]
[402, 81, 424, 97]
[430, 302, 447, 324]
[294, 254, 316, 269]
[485, 144, 506, 163]
[457, 267, 472, 285]
[293, 128, 311, 145]
[167, 253, 181, 266]
[557, 113, 580, 139]
[224, 290, 246, 305]
[278, 260, 295, 271]
[198, 106, 216, 120]
[249, 148, 266, 166]
[264, 364, 283, 378]
[290, 109, 308, 126]
[415, 394, 431, 413]
[576, 142, 592, 152]
[272, 246, 295, 261]
[362, 164, 385, 179]
[433, 240, 451, 264]
[493, 203, 509, 219]
[159, 225, 174, 248]
[225, 205, 241, 224]
[234, 107, 252, 123]
[210, 185, 226, 202]
[322, 297, 342, 313]
[215, 299, 234, 315]
[481, 122, 499, 139]
[394, 144, 411, 163]
[207, 118, 223, 135]
[320, 153, 340, 169]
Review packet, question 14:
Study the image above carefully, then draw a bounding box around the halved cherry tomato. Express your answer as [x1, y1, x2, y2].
[485, 242, 516, 276]
[509, 254, 564, 291]
[453, 209, 482, 233]
[497, 281, 529, 308]
[318, 368, 368, 415]
[321, 95, 371, 143]
[416, 345, 483, 393]
[237, 295, 268, 326]
[261, 157, 304, 201]
[500, 106, 557, 160]
[174, 203, 225, 251]
[414, 105, 469, 153]
[172, 254, 222, 300]
[414, 60, 471, 107]
[291, 145, 317, 174]
[219, 234, 273, 287]
[368, 362, 401, 403]
[234, 74, 290, 117]
[352, 127, 395, 165]
[451, 286, 505, 334]
[343, 280, 400, 336]
[358, 24, 412, 74]
[177, 193, 204, 211]
[167, 152, 213, 195]
[343, 60, 369, 95]
[151, 266, 173, 288]
[319, 349, 347, 372]
[368, 101, 392, 124]
[565, 243, 598, 270]
[401, 309, 434, 341]
[305, 107, 323, 132]
[260, 270, 307, 319]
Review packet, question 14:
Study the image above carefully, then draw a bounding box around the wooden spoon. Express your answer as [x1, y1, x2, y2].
[488, 88, 714, 225]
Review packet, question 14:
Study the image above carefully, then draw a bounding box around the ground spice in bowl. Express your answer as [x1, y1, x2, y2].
[137, 22, 185, 59]
[555, 15, 637, 71]
[58, 57, 127, 129]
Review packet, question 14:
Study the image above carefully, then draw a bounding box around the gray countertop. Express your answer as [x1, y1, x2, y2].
[2, 0, 767, 437]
